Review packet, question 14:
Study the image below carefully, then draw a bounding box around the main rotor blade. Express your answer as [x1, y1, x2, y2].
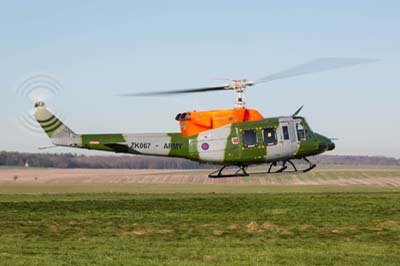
[119, 85, 229, 96]
[256, 57, 379, 83]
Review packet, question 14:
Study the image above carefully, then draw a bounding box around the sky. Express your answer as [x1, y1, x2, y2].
[0, 0, 399, 158]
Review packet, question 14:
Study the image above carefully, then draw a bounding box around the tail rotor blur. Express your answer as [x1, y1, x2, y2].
[16, 75, 65, 136]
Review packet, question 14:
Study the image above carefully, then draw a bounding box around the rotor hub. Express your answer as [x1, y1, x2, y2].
[227, 79, 255, 91]
[34, 101, 45, 108]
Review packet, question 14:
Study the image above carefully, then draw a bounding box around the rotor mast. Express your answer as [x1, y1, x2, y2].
[228, 79, 255, 108]
[235, 88, 245, 108]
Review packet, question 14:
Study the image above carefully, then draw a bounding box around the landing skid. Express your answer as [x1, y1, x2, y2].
[208, 158, 316, 178]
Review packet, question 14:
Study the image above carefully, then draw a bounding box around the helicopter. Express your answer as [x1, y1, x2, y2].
[33, 58, 375, 177]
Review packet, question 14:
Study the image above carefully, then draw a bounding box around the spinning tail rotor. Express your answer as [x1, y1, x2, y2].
[16, 75, 66, 136]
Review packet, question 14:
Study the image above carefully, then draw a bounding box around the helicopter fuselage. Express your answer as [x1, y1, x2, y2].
[35, 101, 335, 167]
[81, 116, 334, 165]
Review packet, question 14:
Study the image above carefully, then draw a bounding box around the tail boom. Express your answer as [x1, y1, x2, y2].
[33, 102, 191, 159]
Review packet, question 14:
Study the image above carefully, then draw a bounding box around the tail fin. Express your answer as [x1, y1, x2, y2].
[34, 101, 81, 147]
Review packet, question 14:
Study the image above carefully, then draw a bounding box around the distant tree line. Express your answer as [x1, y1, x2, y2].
[311, 155, 400, 166]
[0, 151, 399, 169]
[0, 151, 210, 169]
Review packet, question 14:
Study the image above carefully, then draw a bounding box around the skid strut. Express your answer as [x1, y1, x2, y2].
[302, 157, 316, 172]
[267, 157, 316, 174]
[208, 165, 249, 178]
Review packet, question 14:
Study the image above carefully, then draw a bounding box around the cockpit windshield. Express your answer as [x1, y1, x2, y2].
[295, 117, 314, 141]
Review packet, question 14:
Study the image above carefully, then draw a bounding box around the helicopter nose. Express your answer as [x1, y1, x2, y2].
[317, 135, 335, 151]
[328, 141, 335, 151]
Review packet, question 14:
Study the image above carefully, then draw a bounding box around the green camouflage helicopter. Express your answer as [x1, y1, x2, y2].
[33, 58, 375, 177]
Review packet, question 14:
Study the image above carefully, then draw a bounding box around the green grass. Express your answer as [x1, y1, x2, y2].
[1, 166, 399, 265]
[0, 192, 399, 265]
[1, 183, 400, 195]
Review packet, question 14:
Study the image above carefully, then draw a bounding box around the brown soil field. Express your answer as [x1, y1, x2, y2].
[1, 167, 400, 186]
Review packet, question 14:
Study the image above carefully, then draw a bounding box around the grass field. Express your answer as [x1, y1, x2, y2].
[0, 167, 400, 265]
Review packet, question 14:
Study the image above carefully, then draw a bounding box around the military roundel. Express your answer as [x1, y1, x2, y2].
[201, 142, 209, 151]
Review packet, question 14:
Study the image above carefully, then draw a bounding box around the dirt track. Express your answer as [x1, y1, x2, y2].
[1, 167, 400, 186]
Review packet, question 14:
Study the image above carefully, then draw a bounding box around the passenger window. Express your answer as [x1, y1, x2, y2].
[242, 129, 258, 148]
[263, 128, 277, 146]
[296, 123, 306, 141]
[282, 126, 289, 140]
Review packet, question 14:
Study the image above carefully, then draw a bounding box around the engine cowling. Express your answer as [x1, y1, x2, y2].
[176, 108, 264, 136]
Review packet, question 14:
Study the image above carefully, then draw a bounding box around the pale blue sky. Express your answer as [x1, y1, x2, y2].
[1, 0, 399, 158]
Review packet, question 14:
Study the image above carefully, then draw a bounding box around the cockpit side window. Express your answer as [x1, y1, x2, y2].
[295, 118, 315, 141]
[282, 126, 289, 140]
[296, 123, 306, 141]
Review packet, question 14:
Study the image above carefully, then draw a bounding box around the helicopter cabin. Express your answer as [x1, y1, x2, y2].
[175, 108, 264, 136]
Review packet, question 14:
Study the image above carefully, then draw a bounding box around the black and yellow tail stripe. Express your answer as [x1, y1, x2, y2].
[37, 115, 56, 124]
[37, 115, 64, 136]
